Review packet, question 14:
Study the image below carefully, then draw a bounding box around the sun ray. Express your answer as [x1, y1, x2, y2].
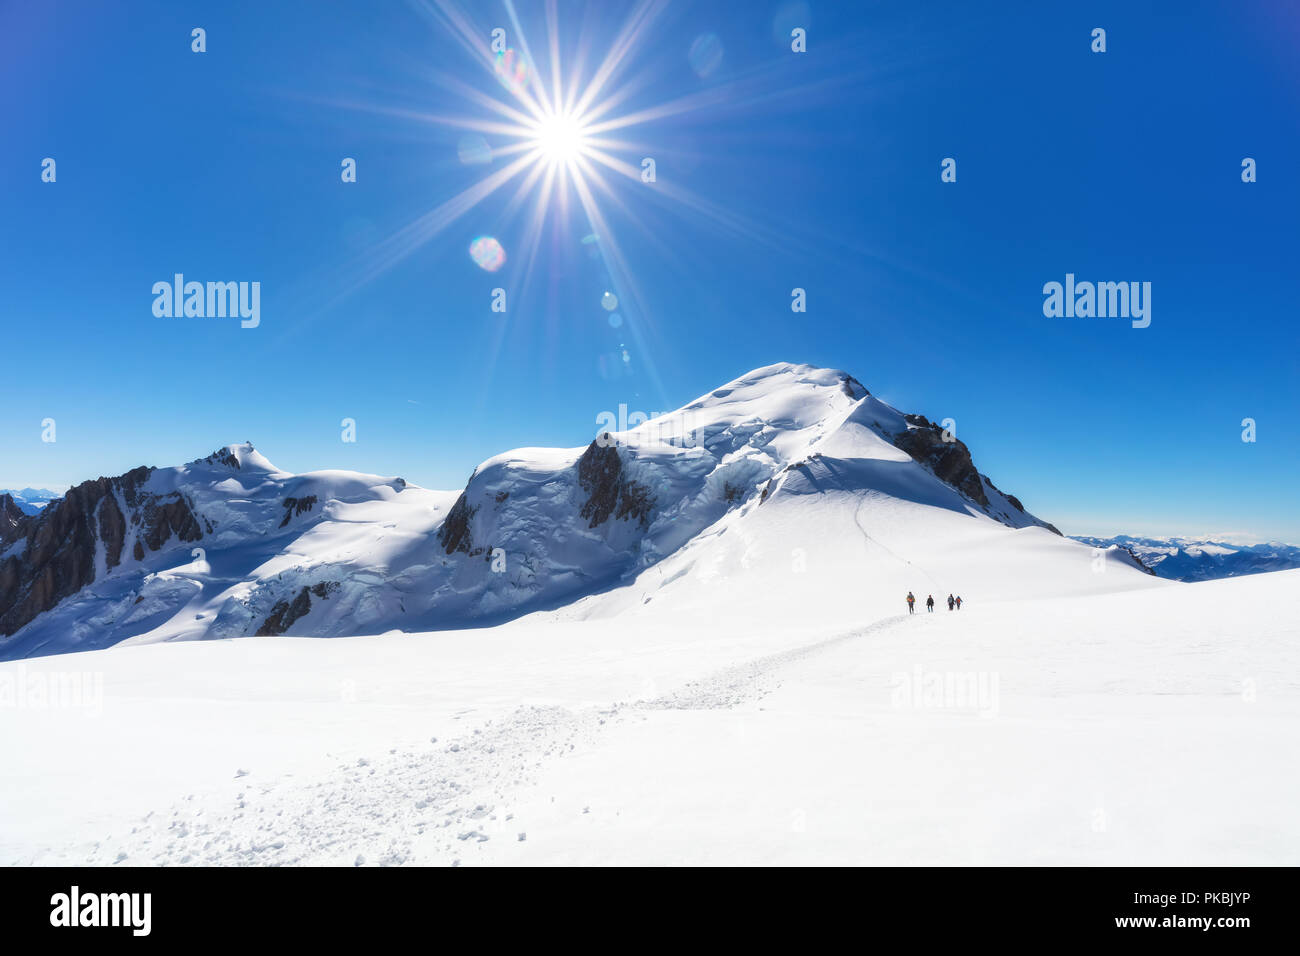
[308, 148, 538, 318]
[567, 159, 671, 405]
[503, 0, 555, 117]
[278, 0, 863, 408]
[570, 0, 667, 120]
[544, 0, 563, 118]
[419, 0, 548, 119]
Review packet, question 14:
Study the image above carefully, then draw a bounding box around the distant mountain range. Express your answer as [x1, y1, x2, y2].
[1, 363, 1162, 660]
[0, 488, 61, 516]
[1071, 535, 1300, 582]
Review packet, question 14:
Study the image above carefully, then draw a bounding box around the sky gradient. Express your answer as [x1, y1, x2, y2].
[2, 0, 1298, 541]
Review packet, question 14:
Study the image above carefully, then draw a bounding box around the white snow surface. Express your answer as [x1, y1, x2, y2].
[2, 569, 1296, 865]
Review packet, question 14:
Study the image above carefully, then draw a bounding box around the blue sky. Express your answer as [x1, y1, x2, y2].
[2, 0, 1297, 541]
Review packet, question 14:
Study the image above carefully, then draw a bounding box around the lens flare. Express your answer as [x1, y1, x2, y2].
[325, 0, 834, 406]
[469, 235, 506, 271]
[493, 48, 529, 95]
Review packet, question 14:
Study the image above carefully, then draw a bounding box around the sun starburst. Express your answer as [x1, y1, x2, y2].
[531, 108, 592, 166]
[291, 0, 857, 398]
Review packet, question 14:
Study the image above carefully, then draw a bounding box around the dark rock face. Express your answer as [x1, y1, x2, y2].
[99, 492, 127, 569]
[279, 495, 318, 528]
[577, 440, 622, 527]
[893, 414, 990, 508]
[1122, 546, 1158, 575]
[890, 415, 1060, 536]
[256, 581, 339, 636]
[576, 438, 654, 530]
[140, 493, 202, 552]
[0, 495, 29, 549]
[841, 374, 870, 399]
[205, 448, 241, 469]
[438, 493, 477, 555]
[0, 464, 208, 637]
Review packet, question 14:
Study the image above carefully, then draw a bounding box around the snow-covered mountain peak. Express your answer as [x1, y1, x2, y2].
[187, 442, 285, 477]
[1, 362, 1153, 658]
[624, 362, 869, 453]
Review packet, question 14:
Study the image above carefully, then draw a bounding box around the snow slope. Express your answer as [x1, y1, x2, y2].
[2, 569, 1295, 865]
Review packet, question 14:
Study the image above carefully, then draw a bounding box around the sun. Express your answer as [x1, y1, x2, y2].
[531, 110, 589, 165]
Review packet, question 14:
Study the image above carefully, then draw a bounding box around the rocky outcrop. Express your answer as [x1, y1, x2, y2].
[0, 495, 28, 549]
[438, 493, 477, 555]
[892, 414, 990, 509]
[279, 495, 318, 528]
[576, 438, 654, 530]
[841, 373, 870, 399]
[1122, 546, 1157, 575]
[256, 581, 339, 636]
[140, 493, 203, 551]
[204, 447, 241, 469]
[0, 464, 207, 637]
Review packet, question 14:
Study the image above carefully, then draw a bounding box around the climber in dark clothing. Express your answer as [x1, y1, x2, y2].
[947, 594, 955, 611]
[926, 595, 935, 612]
[906, 591, 915, 614]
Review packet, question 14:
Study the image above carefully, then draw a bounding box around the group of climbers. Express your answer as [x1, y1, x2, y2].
[905, 592, 962, 614]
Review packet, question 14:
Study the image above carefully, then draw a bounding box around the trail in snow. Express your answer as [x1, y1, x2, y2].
[853, 494, 944, 592]
[9, 572, 1294, 867]
[20, 617, 907, 867]
[640, 614, 906, 711]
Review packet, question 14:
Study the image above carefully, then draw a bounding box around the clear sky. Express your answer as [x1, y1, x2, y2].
[2, 0, 1297, 542]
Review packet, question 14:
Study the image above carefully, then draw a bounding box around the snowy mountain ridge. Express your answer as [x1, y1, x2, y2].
[1, 362, 1148, 659]
[0, 488, 61, 517]
[1071, 534, 1300, 582]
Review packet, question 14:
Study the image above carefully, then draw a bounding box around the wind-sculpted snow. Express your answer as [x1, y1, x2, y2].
[2, 363, 1124, 659]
